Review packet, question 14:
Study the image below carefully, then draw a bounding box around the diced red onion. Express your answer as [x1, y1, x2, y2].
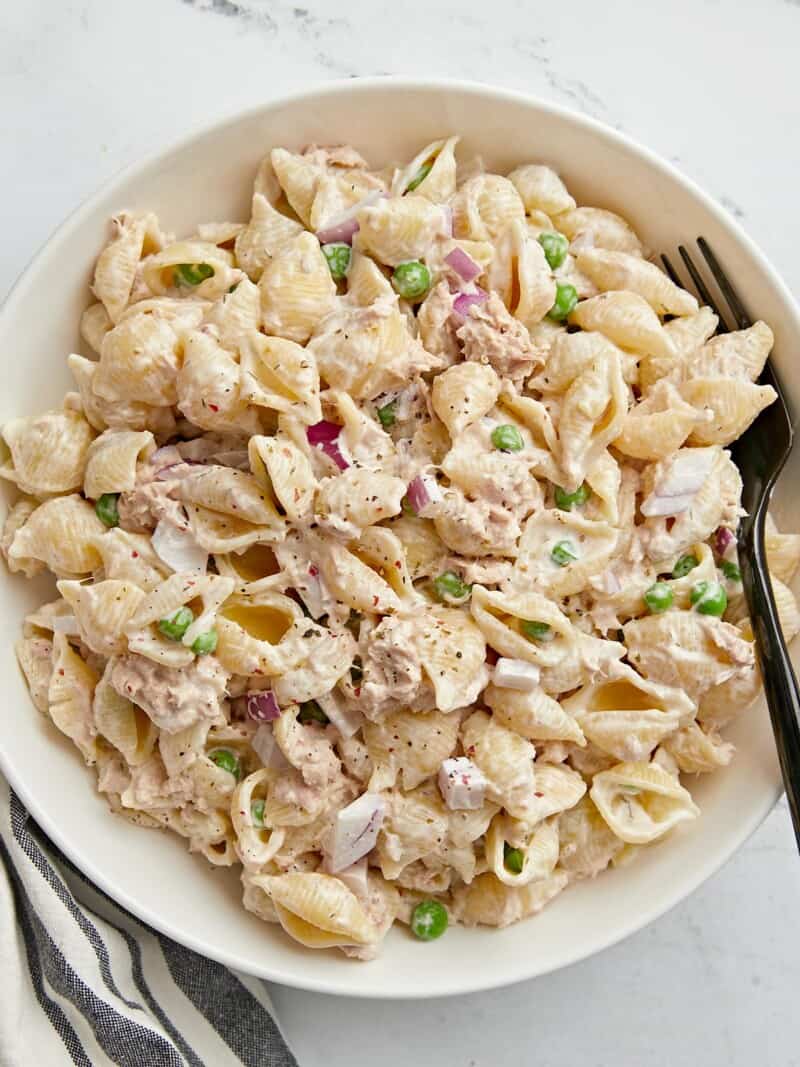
[321, 442, 349, 471]
[307, 420, 350, 471]
[715, 526, 736, 556]
[212, 449, 251, 470]
[406, 473, 443, 516]
[252, 723, 289, 770]
[493, 658, 541, 692]
[641, 492, 697, 518]
[316, 216, 359, 246]
[330, 793, 385, 872]
[307, 420, 343, 446]
[452, 289, 487, 319]
[154, 461, 199, 482]
[315, 190, 384, 246]
[151, 520, 208, 574]
[601, 569, 622, 595]
[246, 689, 281, 722]
[176, 439, 221, 463]
[661, 450, 715, 494]
[438, 757, 487, 811]
[323, 855, 369, 897]
[641, 449, 716, 518]
[150, 445, 183, 471]
[445, 247, 481, 283]
[316, 691, 364, 739]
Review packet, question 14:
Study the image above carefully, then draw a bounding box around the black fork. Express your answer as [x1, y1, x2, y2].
[662, 239, 800, 848]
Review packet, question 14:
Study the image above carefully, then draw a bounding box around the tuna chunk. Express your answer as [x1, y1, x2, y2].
[117, 458, 190, 533]
[358, 616, 433, 719]
[275, 712, 342, 789]
[433, 488, 520, 557]
[15, 636, 54, 713]
[121, 754, 192, 810]
[456, 292, 540, 381]
[442, 556, 513, 587]
[418, 281, 461, 367]
[108, 653, 230, 733]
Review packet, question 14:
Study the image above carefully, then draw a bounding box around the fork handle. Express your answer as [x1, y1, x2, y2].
[741, 506, 800, 849]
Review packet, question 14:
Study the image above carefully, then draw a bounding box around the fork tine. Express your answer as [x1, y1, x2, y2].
[697, 237, 752, 330]
[661, 253, 682, 287]
[678, 244, 730, 332]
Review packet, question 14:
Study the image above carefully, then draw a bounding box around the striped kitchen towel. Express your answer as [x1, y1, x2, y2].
[0, 779, 298, 1067]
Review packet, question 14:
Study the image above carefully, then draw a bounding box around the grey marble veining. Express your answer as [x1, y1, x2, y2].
[2, 1, 800, 1064]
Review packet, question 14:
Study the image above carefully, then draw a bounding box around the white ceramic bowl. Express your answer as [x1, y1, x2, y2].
[1, 78, 797, 999]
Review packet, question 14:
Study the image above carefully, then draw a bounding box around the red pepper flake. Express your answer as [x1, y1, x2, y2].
[372, 595, 379, 607]
[58, 668, 65, 676]
[208, 403, 219, 413]
[394, 560, 402, 568]
[466, 744, 476, 757]
[308, 565, 319, 578]
[131, 551, 139, 559]
[354, 687, 361, 697]
[534, 791, 544, 798]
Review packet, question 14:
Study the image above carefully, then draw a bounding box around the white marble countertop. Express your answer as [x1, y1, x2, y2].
[4, 1, 800, 1064]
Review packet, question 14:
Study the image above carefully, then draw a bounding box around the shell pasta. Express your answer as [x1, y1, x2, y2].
[4, 135, 797, 959]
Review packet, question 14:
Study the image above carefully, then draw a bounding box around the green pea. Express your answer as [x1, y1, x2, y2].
[392, 260, 431, 301]
[547, 282, 579, 321]
[95, 493, 120, 528]
[321, 242, 352, 281]
[721, 560, 741, 582]
[251, 799, 265, 827]
[537, 231, 569, 270]
[406, 161, 433, 193]
[672, 554, 699, 579]
[174, 263, 214, 286]
[377, 401, 397, 429]
[554, 483, 591, 511]
[191, 630, 218, 656]
[410, 899, 448, 942]
[491, 424, 524, 453]
[503, 843, 525, 874]
[644, 582, 674, 614]
[158, 606, 194, 641]
[433, 570, 470, 603]
[551, 540, 578, 567]
[298, 700, 329, 725]
[209, 748, 241, 780]
[521, 620, 555, 642]
[690, 580, 727, 616]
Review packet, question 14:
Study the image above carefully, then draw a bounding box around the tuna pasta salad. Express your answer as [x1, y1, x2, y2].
[4, 136, 799, 959]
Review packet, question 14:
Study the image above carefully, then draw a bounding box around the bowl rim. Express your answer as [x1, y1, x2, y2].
[0, 75, 790, 999]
